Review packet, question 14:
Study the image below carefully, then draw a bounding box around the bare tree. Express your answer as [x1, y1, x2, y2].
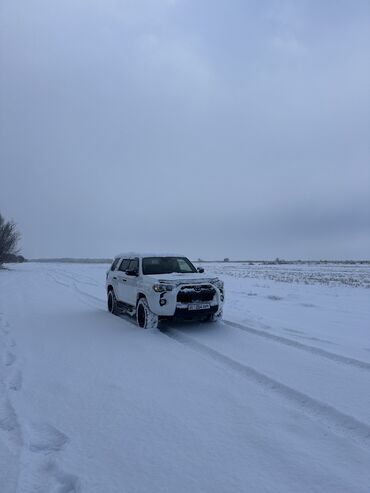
[0, 214, 21, 266]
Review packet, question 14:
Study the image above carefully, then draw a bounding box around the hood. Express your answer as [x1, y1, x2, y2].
[145, 273, 218, 284]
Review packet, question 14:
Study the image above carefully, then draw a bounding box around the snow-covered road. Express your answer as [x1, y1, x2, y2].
[0, 263, 369, 492]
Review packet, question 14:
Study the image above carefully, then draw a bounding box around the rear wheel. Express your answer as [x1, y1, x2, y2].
[136, 298, 158, 329]
[107, 290, 117, 315]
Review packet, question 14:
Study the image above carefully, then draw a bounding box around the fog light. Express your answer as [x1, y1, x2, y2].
[159, 298, 167, 306]
[220, 295, 224, 302]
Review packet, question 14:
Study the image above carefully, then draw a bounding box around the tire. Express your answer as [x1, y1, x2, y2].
[204, 308, 223, 323]
[107, 290, 117, 315]
[136, 298, 158, 329]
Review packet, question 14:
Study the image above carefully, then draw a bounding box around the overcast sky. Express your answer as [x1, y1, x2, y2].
[1, 0, 369, 260]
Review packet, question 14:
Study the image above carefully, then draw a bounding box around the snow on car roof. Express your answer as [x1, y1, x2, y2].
[114, 252, 186, 259]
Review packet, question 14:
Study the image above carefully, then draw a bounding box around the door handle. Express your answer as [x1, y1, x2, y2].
[113, 276, 117, 280]
[121, 278, 127, 282]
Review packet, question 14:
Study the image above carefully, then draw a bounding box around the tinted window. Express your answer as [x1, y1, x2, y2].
[118, 259, 129, 272]
[110, 258, 120, 271]
[127, 259, 139, 272]
[142, 257, 197, 275]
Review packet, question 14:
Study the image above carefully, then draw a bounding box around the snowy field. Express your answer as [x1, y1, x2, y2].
[0, 262, 369, 493]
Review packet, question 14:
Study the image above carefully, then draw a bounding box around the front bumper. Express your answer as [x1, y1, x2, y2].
[174, 305, 219, 319]
[148, 282, 224, 317]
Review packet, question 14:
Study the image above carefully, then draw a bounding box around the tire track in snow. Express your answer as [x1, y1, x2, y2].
[43, 268, 370, 447]
[160, 326, 370, 448]
[223, 319, 370, 372]
[46, 270, 106, 311]
[50, 269, 370, 373]
[50, 267, 100, 287]
[73, 282, 106, 308]
[46, 272, 70, 288]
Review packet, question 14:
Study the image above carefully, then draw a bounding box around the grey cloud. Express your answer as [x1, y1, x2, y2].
[0, 0, 369, 259]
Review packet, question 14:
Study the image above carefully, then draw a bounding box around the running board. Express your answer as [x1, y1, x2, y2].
[117, 301, 136, 316]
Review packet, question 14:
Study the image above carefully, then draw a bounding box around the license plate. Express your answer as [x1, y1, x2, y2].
[188, 303, 210, 311]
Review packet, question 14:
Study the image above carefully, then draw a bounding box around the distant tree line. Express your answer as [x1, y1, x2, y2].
[195, 258, 370, 265]
[32, 258, 111, 264]
[0, 213, 24, 266]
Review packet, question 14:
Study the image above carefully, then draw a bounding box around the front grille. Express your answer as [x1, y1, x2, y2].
[177, 285, 216, 303]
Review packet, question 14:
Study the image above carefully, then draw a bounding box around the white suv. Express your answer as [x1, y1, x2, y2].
[106, 253, 224, 329]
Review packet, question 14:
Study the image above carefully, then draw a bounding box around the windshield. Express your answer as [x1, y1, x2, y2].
[142, 257, 197, 275]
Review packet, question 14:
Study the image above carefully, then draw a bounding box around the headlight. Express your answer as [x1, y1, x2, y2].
[212, 279, 224, 289]
[152, 284, 174, 293]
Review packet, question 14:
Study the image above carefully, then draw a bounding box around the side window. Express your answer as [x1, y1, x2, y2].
[119, 259, 129, 272]
[110, 258, 120, 271]
[128, 258, 139, 272]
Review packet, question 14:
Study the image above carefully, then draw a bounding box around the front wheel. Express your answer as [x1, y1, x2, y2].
[204, 308, 223, 323]
[136, 298, 159, 329]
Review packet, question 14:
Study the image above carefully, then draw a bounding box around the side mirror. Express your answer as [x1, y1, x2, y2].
[197, 267, 204, 273]
[126, 269, 138, 277]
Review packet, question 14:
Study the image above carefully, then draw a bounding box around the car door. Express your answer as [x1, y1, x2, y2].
[115, 258, 130, 302]
[124, 258, 140, 306]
